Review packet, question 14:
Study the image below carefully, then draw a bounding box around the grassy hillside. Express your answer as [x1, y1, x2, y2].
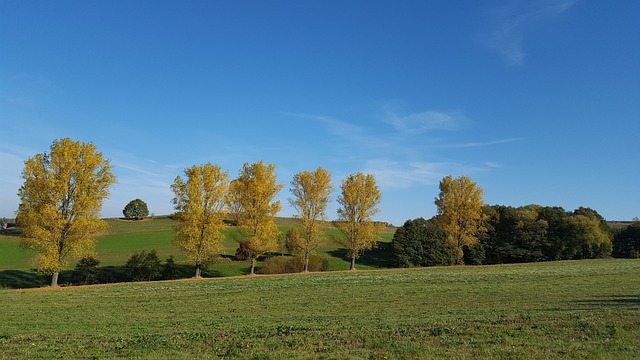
[0, 216, 396, 286]
[1, 259, 638, 359]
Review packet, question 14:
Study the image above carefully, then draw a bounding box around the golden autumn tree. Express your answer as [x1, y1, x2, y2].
[289, 167, 334, 272]
[335, 172, 385, 270]
[17, 138, 116, 286]
[227, 161, 283, 274]
[171, 163, 229, 278]
[435, 175, 487, 265]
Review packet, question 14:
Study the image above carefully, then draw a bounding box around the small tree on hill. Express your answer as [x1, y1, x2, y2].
[123, 199, 149, 220]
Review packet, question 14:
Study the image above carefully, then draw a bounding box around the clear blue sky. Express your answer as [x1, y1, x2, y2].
[1, 0, 638, 225]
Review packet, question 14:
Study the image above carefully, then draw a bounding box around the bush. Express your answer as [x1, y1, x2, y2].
[260, 255, 328, 274]
[73, 256, 101, 285]
[162, 256, 179, 280]
[125, 250, 162, 281]
[123, 199, 149, 220]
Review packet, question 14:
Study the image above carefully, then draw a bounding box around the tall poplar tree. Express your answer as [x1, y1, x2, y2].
[289, 167, 334, 272]
[171, 163, 229, 278]
[435, 175, 487, 265]
[228, 161, 283, 274]
[335, 172, 384, 270]
[17, 138, 116, 286]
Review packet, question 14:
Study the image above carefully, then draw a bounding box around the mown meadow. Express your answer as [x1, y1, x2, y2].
[0, 216, 395, 288]
[0, 259, 639, 359]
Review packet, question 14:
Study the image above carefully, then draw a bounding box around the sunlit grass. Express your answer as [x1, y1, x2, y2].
[1, 259, 638, 359]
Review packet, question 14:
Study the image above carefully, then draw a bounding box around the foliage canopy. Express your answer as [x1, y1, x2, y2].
[435, 175, 487, 264]
[171, 163, 229, 278]
[289, 167, 334, 272]
[123, 199, 149, 220]
[335, 172, 384, 270]
[227, 161, 283, 274]
[17, 138, 116, 286]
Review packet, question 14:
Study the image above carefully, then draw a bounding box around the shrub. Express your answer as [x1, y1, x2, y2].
[123, 199, 149, 220]
[125, 250, 162, 281]
[260, 255, 328, 274]
[162, 256, 179, 280]
[73, 256, 101, 285]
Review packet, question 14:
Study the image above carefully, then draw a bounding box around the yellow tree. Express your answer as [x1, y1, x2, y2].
[335, 172, 384, 270]
[435, 175, 487, 265]
[17, 138, 116, 286]
[228, 161, 283, 274]
[289, 167, 334, 272]
[171, 163, 229, 278]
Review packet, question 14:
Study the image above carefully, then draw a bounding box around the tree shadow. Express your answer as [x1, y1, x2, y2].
[0, 227, 21, 237]
[0, 269, 76, 289]
[574, 295, 640, 310]
[327, 241, 395, 268]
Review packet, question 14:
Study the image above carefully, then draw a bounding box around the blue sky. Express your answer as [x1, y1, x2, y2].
[1, 0, 638, 225]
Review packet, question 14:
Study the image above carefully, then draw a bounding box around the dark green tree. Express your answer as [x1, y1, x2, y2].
[482, 205, 549, 264]
[123, 199, 149, 220]
[162, 256, 179, 280]
[125, 250, 162, 281]
[613, 222, 640, 258]
[73, 256, 101, 285]
[391, 217, 456, 267]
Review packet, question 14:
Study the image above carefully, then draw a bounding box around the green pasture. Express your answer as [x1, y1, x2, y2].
[0, 217, 396, 287]
[1, 259, 638, 359]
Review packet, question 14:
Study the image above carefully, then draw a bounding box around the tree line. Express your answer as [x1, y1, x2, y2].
[13, 138, 640, 287]
[15, 138, 384, 286]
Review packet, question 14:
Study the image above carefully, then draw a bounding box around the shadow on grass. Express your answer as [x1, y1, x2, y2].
[327, 241, 396, 268]
[0, 227, 21, 237]
[574, 295, 640, 310]
[0, 262, 249, 289]
[0, 270, 77, 289]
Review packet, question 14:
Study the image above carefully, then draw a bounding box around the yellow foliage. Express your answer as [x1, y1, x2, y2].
[17, 138, 116, 285]
[171, 163, 229, 277]
[289, 167, 334, 271]
[227, 161, 283, 273]
[335, 172, 384, 270]
[435, 175, 487, 264]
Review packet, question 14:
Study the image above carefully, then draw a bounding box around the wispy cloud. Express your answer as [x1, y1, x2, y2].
[477, 0, 578, 66]
[440, 137, 522, 148]
[383, 110, 463, 134]
[285, 110, 518, 191]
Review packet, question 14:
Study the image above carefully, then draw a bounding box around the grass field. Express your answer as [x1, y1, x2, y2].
[0, 217, 395, 287]
[0, 259, 638, 359]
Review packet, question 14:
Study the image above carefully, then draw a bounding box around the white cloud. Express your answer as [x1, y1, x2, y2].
[477, 0, 578, 66]
[440, 137, 522, 148]
[384, 110, 462, 133]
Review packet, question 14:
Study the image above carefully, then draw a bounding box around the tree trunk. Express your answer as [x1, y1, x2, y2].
[303, 252, 309, 272]
[195, 264, 201, 278]
[51, 272, 59, 287]
[250, 258, 256, 275]
[350, 256, 356, 270]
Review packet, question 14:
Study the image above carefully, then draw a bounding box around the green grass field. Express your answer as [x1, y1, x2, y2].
[0, 259, 638, 359]
[0, 217, 395, 287]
